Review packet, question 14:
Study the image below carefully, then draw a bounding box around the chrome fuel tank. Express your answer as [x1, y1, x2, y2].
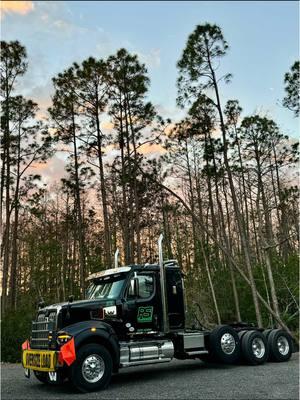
[120, 340, 174, 367]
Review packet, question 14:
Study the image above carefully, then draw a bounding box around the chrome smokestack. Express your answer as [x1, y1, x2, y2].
[158, 234, 169, 334]
[114, 249, 119, 269]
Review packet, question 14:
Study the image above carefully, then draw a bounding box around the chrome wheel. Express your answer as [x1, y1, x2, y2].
[277, 336, 289, 356]
[221, 333, 236, 355]
[82, 354, 105, 383]
[252, 337, 265, 358]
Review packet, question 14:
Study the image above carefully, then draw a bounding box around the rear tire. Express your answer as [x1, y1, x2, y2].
[237, 330, 248, 341]
[208, 325, 240, 364]
[267, 329, 292, 362]
[69, 343, 113, 392]
[241, 330, 268, 365]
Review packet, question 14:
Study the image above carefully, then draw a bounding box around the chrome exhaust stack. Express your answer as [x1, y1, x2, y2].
[114, 249, 120, 269]
[158, 234, 169, 334]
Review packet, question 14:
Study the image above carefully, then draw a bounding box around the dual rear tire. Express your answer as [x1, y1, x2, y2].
[265, 329, 293, 362]
[239, 330, 268, 365]
[235, 328, 292, 365]
[201, 325, 293, 366]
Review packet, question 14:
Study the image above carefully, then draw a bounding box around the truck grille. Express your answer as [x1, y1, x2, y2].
[30, 310, 57, 349]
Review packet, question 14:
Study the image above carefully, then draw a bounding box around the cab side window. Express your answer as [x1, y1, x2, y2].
[138, 275, 154, 299]
[127, 274, 154, 299]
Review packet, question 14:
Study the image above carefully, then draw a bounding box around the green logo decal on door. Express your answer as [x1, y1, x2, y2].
[137, 306, 153, 323]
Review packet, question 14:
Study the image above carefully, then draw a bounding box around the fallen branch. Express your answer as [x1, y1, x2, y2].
[140, 167, 296, 340]
[261, 234, 297, 251]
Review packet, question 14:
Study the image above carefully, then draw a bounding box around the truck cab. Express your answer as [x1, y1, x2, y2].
[22, 235, 293, 392]
[84, 261, 185, 336]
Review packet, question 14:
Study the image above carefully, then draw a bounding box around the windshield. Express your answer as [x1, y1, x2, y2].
[86, 274, 126, 300]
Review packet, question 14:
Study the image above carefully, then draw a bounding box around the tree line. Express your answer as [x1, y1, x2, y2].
[1, 24, 299, 345]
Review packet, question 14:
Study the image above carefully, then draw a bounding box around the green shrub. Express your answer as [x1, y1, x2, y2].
[2, 308, 33, 363]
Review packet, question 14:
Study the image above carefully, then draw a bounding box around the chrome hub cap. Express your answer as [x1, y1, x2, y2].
[221, 333, 236, 355]
[252, 338, 265, 358]
[82, 354, 105, 383]
[277, 336, 289, 356]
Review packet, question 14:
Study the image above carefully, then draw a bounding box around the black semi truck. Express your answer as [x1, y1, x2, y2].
[22, 234, 294, 392]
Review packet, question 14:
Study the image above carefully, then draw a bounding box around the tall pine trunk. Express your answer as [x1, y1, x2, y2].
[206, 46, 263, 326]
[2, 84, 11, 313]
[9, 122, 21, 309]
[71, 110, 86, 294]
[94, 98, 112, 268]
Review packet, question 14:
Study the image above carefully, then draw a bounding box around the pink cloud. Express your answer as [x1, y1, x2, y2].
[31, 155, 67, 184]
[139, 143, 166, 155]
[1, 1, 34, 18]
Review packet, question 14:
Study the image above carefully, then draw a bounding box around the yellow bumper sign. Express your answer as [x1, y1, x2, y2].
[22, 350, 57, 372]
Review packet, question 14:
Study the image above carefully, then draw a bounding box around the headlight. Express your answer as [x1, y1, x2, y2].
[57, 333, 72, 345]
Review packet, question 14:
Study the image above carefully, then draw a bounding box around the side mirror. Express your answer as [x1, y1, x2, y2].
[68, 294, 74, 303]
[38, 299, 45, 309]
[130, 277, 139, 298]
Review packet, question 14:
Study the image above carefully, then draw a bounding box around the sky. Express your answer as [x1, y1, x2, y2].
[1, 0, 299, 181]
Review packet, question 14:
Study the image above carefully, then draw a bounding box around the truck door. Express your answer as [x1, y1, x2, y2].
[166, 269, 185, 329]
[124, 272, 159, 334]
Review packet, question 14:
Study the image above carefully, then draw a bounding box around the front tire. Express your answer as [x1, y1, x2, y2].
[69, 343, 112, 392]
[208, 325, 241, 364]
